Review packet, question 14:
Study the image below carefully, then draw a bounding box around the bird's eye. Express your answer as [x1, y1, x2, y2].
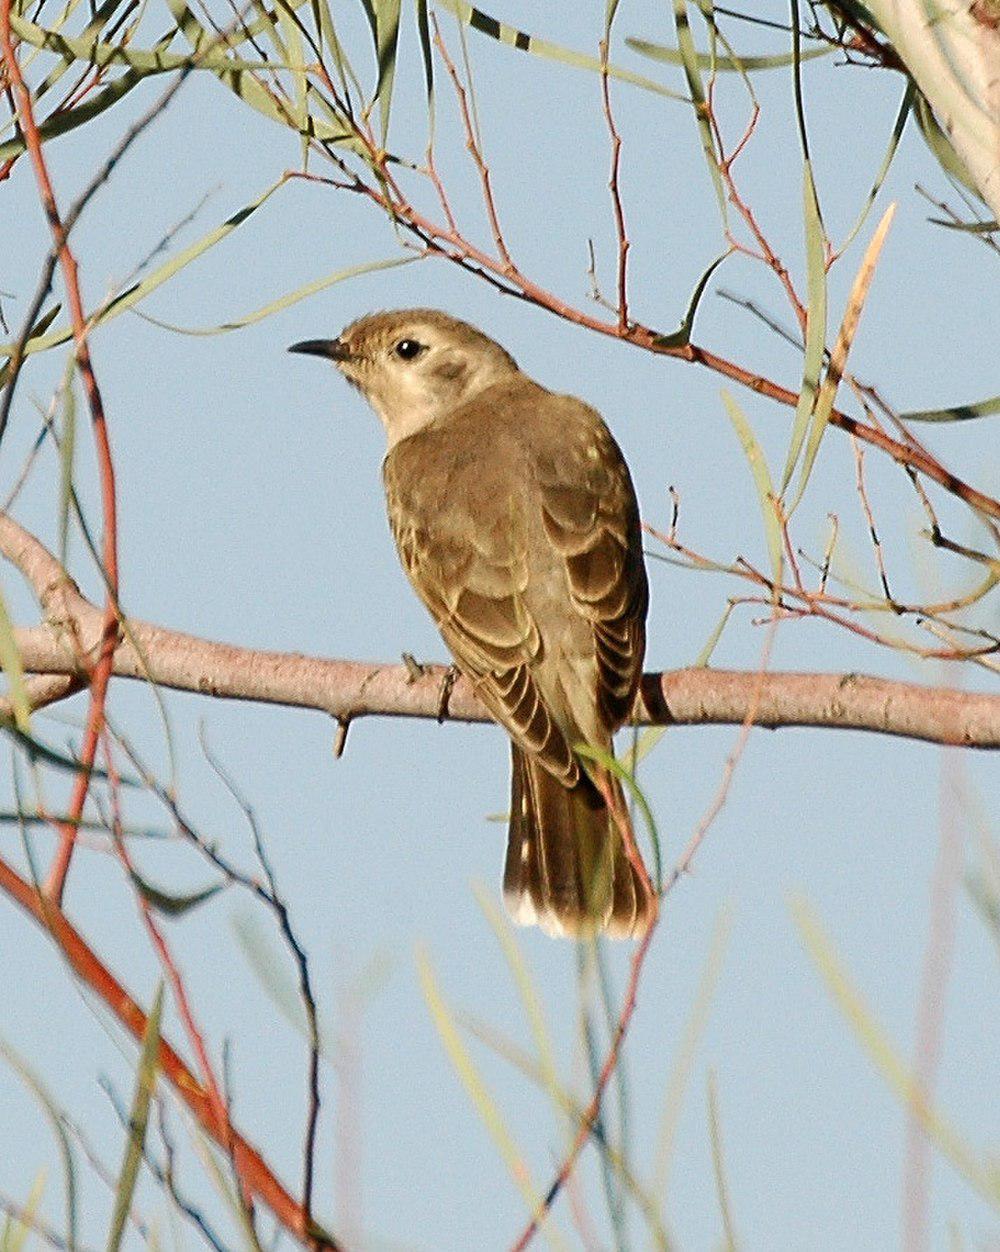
[394, 338, 425, 361]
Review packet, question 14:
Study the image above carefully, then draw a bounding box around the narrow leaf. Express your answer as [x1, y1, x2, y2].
[912, 90, 982, 201]
[708, 1071, 740, 1249]
[792, 202, 896, 507]
[0, 1042, 78, 1250]
[575, 742, 662, 890]
[673, 0, 726, 219]
[0, 588, 31, 735]
[416, 0, 434, 110]
[435, 0, 683, 99]
[652, 251, 728, 349]
[694, 598, 737, 667]
[58, 357, 77, 566]
[0, 305, 60, 387]
[790, 894, 1000, 1209]
[627, 35, 828, 71]
[371, 0, 402, 143]
[106, 984, 163, 1252]
[780, 159, 827, 492]
[1, 1170, 47, 1252]
[721, 390, 783, 591]
[838, 81, 913, 252]
[134, 253, 418, 335]
[416, 949, 556, 1236]
[129, 869, 224, 916]
[901, 394, 1000, 423]
[2, 178, 290, 362]
[929, 216, 999, 234]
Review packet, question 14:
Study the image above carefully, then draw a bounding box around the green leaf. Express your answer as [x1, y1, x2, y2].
[912, 89, 983, 202]
[371, 0, 402, 143]
[708, 1071, 740, 1250]
[791, 202, 896, 508]
[652, 251, 728, 348]
[693, 598, 737, 667]
[0, 305, 60, 387]
[838, 81, 913, 253]
[58, 357, 77, 567]
[129, 869, 224, 916]
[901, 394, 1000, 422]
[106, 984, 163, 1252]
[274, 0, 310, 162]
[652, 905, 733, 1202]
[3, 724, 129, 780]
[472, 887, 561, 1116]
[1, 1171, 47, 1252]
[929, 216, 999, 234]
[435, 0, 684, 99]
[0, 64, 147, 162]
[721, 390, 783, 591]
[790, 893, 1000, 1209]
[164, 0, 361, 151]
[780, 159, 826, 493]
[417, 948, 554, 1230]
[1, 178, 291, 362]
[134, 252, 418, 335]
[7, 11, 278, 75]
[416, 0, 434, 106]
[0, 1041, 78, 1251]
[575, 742, 662, 891]
[673, 0, 726, 219]
[627, 35, 828, 71]
[0, 587, 31, 736]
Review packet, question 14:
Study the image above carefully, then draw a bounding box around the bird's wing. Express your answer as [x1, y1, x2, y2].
[384, 442, 579, 787]
[531, 401, 648, 736]
[382, 394, 646, 783]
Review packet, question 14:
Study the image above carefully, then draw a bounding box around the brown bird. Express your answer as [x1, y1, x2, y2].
[291, 309, 655, 938]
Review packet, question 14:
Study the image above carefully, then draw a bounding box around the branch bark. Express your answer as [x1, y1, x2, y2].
[866, 0, 1000, 219]
[2, 515, 998, 750]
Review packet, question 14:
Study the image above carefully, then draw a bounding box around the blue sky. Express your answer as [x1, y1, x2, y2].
[1, 2, 998, 1248]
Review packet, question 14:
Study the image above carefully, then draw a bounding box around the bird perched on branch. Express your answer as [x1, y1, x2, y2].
[291, 309, 655, 938]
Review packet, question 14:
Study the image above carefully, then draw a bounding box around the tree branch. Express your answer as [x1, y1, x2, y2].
[1, 515, 997, 750]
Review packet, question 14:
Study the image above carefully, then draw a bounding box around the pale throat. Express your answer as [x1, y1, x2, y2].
[370, 364, 509, 449]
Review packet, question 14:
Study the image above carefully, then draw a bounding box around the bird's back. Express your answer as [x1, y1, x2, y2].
[383, 374, 646, 753]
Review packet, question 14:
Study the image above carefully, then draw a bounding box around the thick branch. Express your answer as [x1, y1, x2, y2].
[9, 606, 1000, 750]
[2, 514, 997, 749]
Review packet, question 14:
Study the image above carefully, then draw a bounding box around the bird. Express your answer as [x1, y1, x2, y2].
[290, 309, 655, 938]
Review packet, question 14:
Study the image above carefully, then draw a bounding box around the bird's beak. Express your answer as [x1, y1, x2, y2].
[288, 338, 353, 362]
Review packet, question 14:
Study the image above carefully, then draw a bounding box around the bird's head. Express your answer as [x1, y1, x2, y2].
[289, 308, 519, 446]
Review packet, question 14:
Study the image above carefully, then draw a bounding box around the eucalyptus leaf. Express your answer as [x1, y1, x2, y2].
[653, 251, 728, 349]
[627, 34, 828, 71]
[721, 390, 783, 591]
[128, 869, 224, 916]
[901, 394, 1000, 423]
[106, 985, 163, 1252]
[781, 159, 826, 494]
[436, 0, 684, 99]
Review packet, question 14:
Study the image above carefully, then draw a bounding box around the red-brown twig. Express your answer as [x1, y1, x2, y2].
[0, 3, 121, 905]
[102, 737, 244, 1212]
[510, 920, 657, 1251]
[431, 16, 513, 273]
[310, 159, 1000, 523]
[599, 37, 630, 329]
[0, 851, 339, 1247]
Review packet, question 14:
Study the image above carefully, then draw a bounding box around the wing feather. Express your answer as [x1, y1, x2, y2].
[383, 382, 647, 784]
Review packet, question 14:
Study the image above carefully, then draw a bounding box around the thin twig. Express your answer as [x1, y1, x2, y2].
[198, 728, 324, 1235]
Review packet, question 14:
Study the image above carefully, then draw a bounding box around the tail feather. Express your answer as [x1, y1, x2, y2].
[503, 745, 655, 939]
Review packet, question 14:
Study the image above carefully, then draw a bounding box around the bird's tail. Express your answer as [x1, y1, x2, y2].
[503, 745, 656, 939]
